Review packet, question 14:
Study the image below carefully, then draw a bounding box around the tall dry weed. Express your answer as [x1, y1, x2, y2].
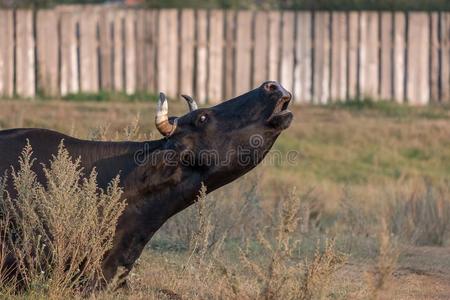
[239, 188, 347, 300]
[0, 141, 126, 297]
[366, 219, 399, 300]
[388, 180, 450, 246]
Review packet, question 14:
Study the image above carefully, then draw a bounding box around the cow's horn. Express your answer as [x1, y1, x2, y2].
[181, 94, 198, 112]
[155, 92, 177, 137]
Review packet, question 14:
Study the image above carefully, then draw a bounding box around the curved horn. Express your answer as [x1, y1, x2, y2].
[155, 92, 177, 137]
[181, 94, 198, 112]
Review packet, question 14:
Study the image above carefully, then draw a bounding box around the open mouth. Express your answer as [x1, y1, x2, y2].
[267, 96, 292, 121]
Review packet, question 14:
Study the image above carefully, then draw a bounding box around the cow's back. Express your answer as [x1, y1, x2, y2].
[0, 128, 148, 191]
[0, 128, 72, 176]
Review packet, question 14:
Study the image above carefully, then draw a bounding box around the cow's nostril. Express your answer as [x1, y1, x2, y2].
[269, 84, 278, 92]
[264, 82, 279, 92]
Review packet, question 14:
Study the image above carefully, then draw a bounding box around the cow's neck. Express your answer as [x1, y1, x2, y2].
[99, 141, 203, 282]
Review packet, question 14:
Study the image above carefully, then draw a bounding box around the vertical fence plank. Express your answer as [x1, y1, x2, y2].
[113, 10, 124, 92]
[442, 13, 450, 103]
[135, 10, 146, 92]
[348, 12, 358, 99]
[158, 9, 178, 97]
[359, 12, 379, 99]
[268, 11, 280, 81]
[253, 11, 268, 87]
[359, 12, 367, 98]
[179, 9, 195, 97]
[393, 12, 406, 103]
[294, 12, 312, 103]
[196, 10, 208, 103]
[235, 11, 252, 96]
[407, 13, 430, 105]
[124, 10, 136, 95]
[224, 10, 235, 99]
[60, 11, 79, 95]
[16, 10, 35, 98]
[380, 12, 393, 100]
[208, 10, 224, 103]
[367, 12, 379, 99]
[145, 10, 157, 93]
[430, 13, 440, 102]
[99, 9, 114, 91]
[313, 12, 331, 104]
[79, 8, 99, 93]
[36, 10, 59, 96]
[0, 10, 14, 97]
[330, 12, 347, 101]
[281, 12, 295, 93]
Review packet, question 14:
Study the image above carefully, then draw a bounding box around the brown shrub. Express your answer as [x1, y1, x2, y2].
[0, 141, 126, 297]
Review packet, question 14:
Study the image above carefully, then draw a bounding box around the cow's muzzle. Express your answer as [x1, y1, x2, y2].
[265, 82, 293, 129]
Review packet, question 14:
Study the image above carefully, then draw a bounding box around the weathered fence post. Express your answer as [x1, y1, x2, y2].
[224, 10, 235, 99]
[330, 12, 347, 102]
[0, 10, 14, 97]
[157, 9, 178, 98]
[99, 9, 114, 91]
[234, 11, 252, 96]
[380, 12, 393, 100]
[393, 12, 406, 103]
[313, 12, 331, 104]
[208, 9, 224, 103]
[179, 9, 195, 97]
[280, 11, 295, 95]
[124, 10, 137, 95]
[407, 13, 430, 105]
[79, 7, 99, 93]
[294, 12, 312, 103]
[16, 10, 35, 98]
[430, 13, 440, 103]
[347, 12, 359, 99]
[36, 10, 59, 97]
[268, 11, 280, 82]
[60, 10, 79, 96]
[113, 10, 125, 92]
[196, 10, 208, 103]
[135, 9, 147, 92]
[359, 12, 379, 99]
[145, 10, 158, 93]
[441, 13, 450, 103]
[253, 11, 269, 88]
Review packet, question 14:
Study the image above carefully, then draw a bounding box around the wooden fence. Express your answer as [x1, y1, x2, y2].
[0, 6, 449, 105]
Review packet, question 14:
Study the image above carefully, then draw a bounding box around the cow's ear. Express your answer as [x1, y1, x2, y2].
[134, 150, 182, 193]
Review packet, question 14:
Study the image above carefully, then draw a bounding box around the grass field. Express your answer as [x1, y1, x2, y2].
[1, 98, 450, 299]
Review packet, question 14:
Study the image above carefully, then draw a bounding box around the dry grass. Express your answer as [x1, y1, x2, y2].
[387, 180, 450, 246]
[365, 219, 399, 300]
[118, 186, 347, 300]
[0, 99, 449, 298]
[0, 142, 126, 297]
[238, 188, 346, 300]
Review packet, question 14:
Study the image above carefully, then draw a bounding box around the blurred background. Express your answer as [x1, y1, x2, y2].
[0, 0, 449, 104]
[1, 0, 450, 10]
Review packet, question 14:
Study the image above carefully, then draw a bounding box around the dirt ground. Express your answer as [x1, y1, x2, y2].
[336, 246, 450, 299]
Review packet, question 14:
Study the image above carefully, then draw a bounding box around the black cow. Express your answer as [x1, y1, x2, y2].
[0, 81, 293, 284]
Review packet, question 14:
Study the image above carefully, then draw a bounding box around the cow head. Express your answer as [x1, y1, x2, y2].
[153, 81, 293, 192]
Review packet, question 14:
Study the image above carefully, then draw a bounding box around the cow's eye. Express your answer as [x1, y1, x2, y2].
[199, 115, 207, 123]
